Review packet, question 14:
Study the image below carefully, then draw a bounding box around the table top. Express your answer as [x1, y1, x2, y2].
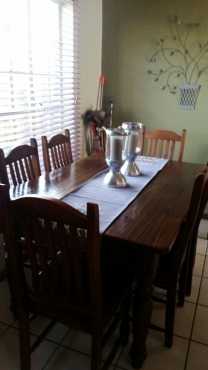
[9, 154, 204, 254]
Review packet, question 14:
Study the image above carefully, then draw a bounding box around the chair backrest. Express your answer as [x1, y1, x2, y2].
[144, 129, 187, 162]
[175, 170, 206, 256]
[86, 125, 106, 156]
[42, 129, 73, 172]
[0, 139, 41, 186]
[184, 172, 206, 236]
[192, 166, 208, 236]
[4, 192, 102, 318]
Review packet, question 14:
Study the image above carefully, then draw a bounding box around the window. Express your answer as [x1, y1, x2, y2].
[0, 0, 81, 161]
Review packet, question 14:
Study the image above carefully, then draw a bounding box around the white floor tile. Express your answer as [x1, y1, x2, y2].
[0, 327, 57, 370]
[203, 257, 208, 278]
[63, 328, 121, 364]
[46, 323, 69, 343]
[193, 254, 205, 277]
[152, 301, 195, 338]
[199, 278, 208, 306]
[198, 219, 208, 239]
[44, 347, 90, 370]
[117, 331, 188, 370]
[203, 202, 208, 218]
[29, 317, 69, 343]
[63, 330, 91, 355]
[45, 345, 116, 370]
[186, 341, 208, 370]
[186, 276, 201, 304]
[197, 238, 207, 255]
[192, 305, 208, 344]
[27, 315, 51, 335]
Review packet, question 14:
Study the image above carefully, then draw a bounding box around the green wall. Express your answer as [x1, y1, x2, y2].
[102, 0, 208, 163]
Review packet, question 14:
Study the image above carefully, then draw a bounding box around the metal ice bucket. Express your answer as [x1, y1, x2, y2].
[104, 127, 128, 188]
[121, 122, 144, 176]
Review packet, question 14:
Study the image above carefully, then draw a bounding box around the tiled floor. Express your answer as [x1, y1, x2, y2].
[0, 230, 208, 369]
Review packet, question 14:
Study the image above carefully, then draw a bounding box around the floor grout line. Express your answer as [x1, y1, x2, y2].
[3, 317, 72, 348]
[189, 338, 208, 347]
[41, 328, 72, 369]
[183, 245, 208, 370]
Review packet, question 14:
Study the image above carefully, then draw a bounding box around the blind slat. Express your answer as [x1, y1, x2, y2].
[0, 0, 81, 163]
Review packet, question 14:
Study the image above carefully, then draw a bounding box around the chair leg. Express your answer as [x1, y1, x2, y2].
[120, 293, 131, 346]
[186, 233, 197, 296]
[5, 256, 18, 320]
[19, 316, 31, 370]
[178, 259, 188, 307]
[165, 280, 177, 348]
[91, 334, 102, 370]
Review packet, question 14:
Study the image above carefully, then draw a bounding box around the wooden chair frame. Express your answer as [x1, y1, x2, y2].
[85, 125, 106, 156]
[144, 129, 187, 162]
[152, 169, 206, 347]
[2, 189, 132, 370]
[185, 166, 208, 297]
[42, 129, 73, 172]
[0, 139, 41, 186]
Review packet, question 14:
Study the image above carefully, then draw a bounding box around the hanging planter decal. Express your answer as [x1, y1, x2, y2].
[147, 16, 208, 110]
[178, 83, 201, 110]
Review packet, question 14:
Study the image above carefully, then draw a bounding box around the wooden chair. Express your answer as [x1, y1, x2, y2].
[143, 129, 187, 162]
[152, 169, 206, 347]
[185, 166, 208, 297]
[0, 139, 41, 186]
[86, 124, 106, 156]
[3, 189, 133, 370]
[42, 129, 73, 172]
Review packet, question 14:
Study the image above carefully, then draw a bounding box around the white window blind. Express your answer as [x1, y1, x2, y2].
[0, 0, 81, 162]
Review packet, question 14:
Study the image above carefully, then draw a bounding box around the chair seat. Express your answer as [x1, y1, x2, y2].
[154, 244, 187, 291]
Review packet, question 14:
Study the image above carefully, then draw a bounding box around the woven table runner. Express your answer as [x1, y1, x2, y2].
[63, 156, 168, 233]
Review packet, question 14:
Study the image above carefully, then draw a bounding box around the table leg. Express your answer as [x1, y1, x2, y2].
[130, 248, 159, 369]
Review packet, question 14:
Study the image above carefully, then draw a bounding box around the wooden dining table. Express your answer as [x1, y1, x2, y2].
[9, 153, 204, 368]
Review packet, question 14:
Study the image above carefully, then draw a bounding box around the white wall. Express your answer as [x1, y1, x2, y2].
[79, 0, 102, 154]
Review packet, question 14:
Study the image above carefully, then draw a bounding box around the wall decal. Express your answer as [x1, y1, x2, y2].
[147, 16, 208, 110]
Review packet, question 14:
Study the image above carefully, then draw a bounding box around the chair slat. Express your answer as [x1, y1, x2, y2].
[164, 140, 170, 158]
[170, 141, 175, 160]
[19, 159, 27, 182]
[54, 146, 60, 168]
[51, 147, 57, 169]
[9, 163, 17, 186]
[58, 145, 64, 167]
[85, 126, 106, 156]
[149, 139, 153, 156]
[159, 140, 164, 157]
[41, 129, 73, 172]
[144, 129, 187, 162]
[24, 157, 32, 180]
[0, 140, 41, 186]
[152, 139, 158, 156]
[28, 156, 35, 179]
[14, 161, 22, 184]
[62, 143, 68, 165]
